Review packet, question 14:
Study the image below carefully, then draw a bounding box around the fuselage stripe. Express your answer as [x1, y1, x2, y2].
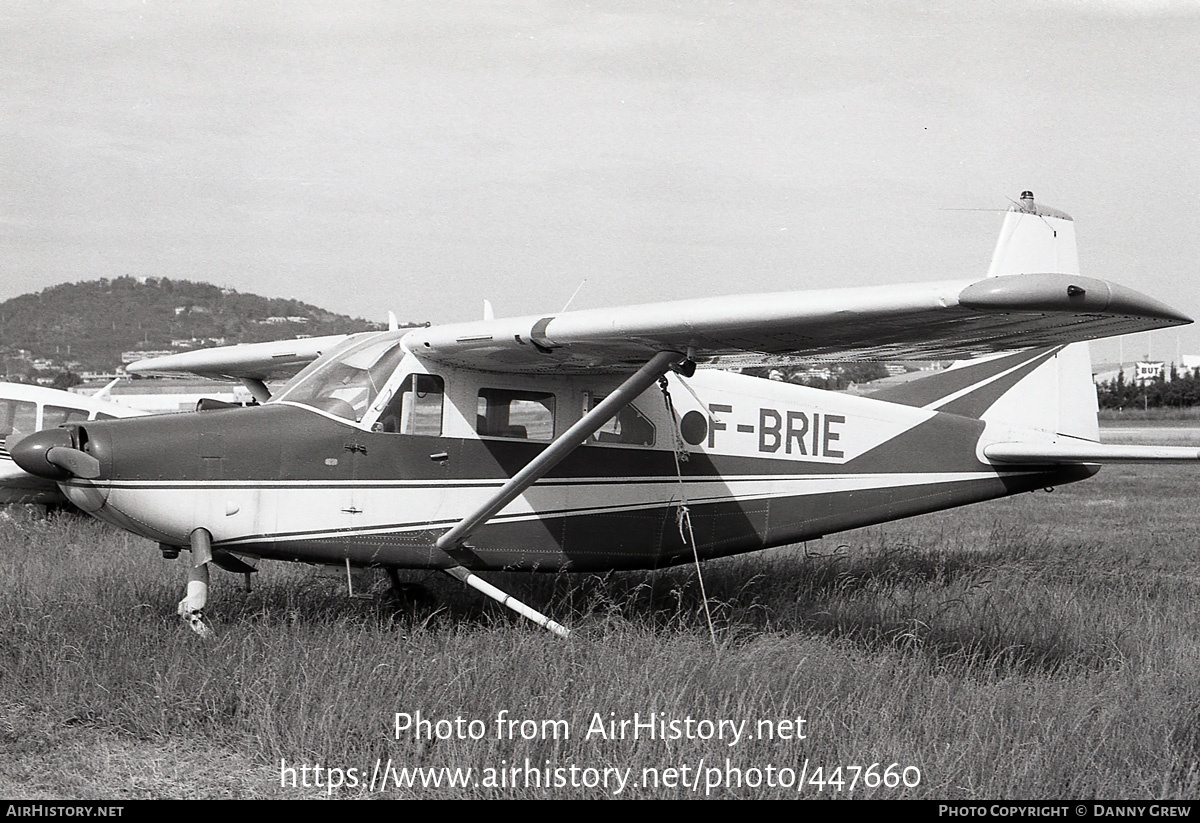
[76, 469, 1033, 493]
[93, 469, 1047, 548]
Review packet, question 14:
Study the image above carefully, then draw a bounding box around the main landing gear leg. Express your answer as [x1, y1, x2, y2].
[178, 528, 214, 637]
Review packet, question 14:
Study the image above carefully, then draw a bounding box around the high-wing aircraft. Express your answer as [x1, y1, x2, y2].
[0, 380, 146, 507]
[9, 192, 1199, 638]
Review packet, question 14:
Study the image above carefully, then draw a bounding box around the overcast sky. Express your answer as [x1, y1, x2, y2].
[3, 0, 1197, 362]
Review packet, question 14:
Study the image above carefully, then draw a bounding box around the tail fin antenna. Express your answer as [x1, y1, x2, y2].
[986, 191, 1080, 278]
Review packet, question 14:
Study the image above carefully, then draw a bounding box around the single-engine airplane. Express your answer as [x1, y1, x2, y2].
[0, 380, 145, 507]
[10, 192, 1199, 638]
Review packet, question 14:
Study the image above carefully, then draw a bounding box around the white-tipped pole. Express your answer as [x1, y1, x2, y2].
[442, 566, 570, 639]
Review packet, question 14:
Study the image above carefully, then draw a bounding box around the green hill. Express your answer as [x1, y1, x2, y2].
[0, 276, 389, 380]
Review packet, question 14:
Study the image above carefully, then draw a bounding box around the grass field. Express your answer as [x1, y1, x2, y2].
[1099, 407, 1200, 423]
[2, 463, 1198, 799]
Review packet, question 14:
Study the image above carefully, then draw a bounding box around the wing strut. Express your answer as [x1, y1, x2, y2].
[435, 350, 686, 638]
[240, 378, 271, 403]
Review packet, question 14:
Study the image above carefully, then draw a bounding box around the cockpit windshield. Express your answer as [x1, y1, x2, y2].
[272, 333, 407, 422]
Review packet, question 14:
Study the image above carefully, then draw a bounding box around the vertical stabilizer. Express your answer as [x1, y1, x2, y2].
[980, 343, 1099, 442]
[986, 191, 1079, 278]
[868, 344, 1099, 441]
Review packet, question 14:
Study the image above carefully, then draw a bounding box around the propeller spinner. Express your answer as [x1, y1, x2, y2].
[7, 428, 102, 480]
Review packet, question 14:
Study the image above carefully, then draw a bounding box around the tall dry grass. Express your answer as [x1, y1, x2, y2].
[1, 463, 1198, 798]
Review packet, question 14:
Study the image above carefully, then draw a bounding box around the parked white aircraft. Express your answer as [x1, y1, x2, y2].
[11, 192, 1198, 637]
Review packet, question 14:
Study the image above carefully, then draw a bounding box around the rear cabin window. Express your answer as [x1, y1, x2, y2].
[377, 374, 445, 436]
[43, 405, 89, 428]
[0, 399, 36, 438]
[477, 389, 555, 441]
[587, 396, 655, 447]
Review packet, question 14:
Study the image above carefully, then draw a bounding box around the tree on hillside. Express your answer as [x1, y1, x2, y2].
[0, 277, 382, 372]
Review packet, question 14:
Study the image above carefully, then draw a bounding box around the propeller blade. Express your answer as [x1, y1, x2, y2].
[45, 446, 101, 479]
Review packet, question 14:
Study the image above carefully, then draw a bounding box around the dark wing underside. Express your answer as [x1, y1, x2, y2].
[124, 273, 1189, 380]
[403, 273, 1190, 374]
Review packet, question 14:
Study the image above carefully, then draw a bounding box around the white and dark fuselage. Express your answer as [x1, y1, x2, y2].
[45, 348, 1093, 573]
[9, 195, 1192, 639]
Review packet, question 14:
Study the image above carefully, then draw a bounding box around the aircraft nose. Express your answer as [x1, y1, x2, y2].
[6, 428, 101, 480]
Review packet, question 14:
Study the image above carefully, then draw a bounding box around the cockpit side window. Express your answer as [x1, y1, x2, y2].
[43, 405, 89, 428]
[0, 399, 36, 438]
[274, 336, 407, 422]
[377, 374, 444, 435]
[477, 389, 555, 441]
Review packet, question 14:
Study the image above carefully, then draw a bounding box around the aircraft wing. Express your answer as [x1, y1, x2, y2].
[402, 273, 1190, 374]
[124, 334, 357, 381]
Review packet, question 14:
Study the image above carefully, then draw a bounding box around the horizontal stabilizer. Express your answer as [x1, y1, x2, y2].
[985, 442, 1200, 464]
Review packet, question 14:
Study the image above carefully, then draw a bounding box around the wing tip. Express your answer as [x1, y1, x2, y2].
[959, 274, 1191, 327]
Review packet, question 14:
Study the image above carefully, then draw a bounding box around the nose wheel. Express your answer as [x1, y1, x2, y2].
[178, 528, 214, 637]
